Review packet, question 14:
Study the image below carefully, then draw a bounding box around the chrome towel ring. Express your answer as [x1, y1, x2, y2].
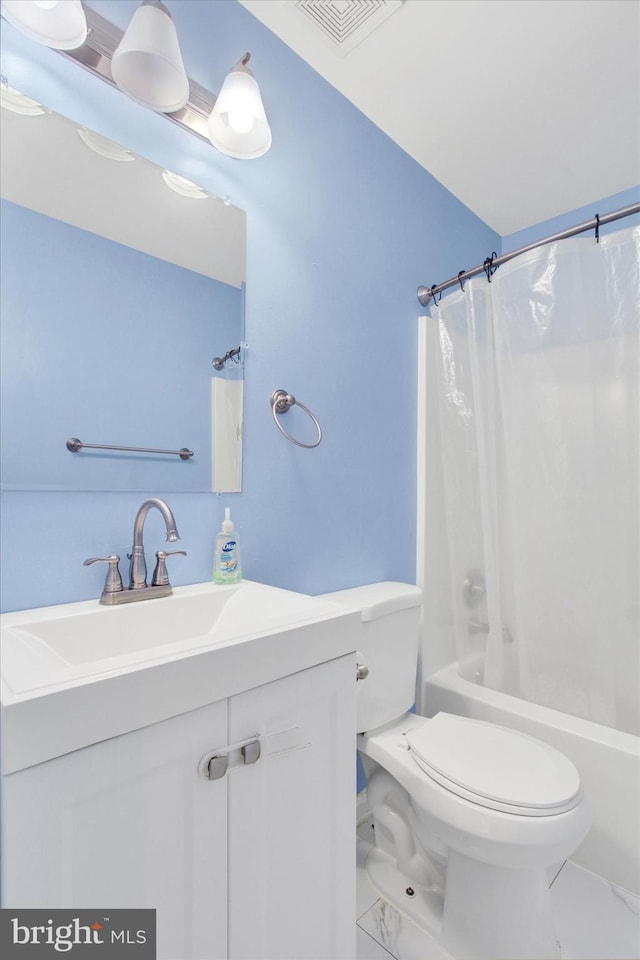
[270, 389, 322, 449]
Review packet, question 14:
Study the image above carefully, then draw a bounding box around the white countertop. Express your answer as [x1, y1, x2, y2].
[1, 580, 360, 774]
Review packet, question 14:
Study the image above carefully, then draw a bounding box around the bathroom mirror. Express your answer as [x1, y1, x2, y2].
[0, 100, 246, 493]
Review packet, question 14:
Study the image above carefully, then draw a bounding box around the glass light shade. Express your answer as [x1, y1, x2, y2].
[207, 63, 272, 159]
[110, 1, 189, 113]
[0, 0, 87, 50]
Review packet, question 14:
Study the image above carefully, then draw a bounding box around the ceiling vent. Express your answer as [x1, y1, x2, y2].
[294, 0, 405, 56]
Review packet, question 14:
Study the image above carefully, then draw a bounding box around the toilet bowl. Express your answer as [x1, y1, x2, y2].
[322, 582, 590, 960]
[359, 712, 589, 959]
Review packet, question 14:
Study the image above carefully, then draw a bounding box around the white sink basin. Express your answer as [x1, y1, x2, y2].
[11, 585, 240, 666]
[1, 580, 360, 777]
[1, 579, 359, 696]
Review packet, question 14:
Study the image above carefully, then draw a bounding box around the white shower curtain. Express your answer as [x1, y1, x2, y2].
[431, 225, 639, 735]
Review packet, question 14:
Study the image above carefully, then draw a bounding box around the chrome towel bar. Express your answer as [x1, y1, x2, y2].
[66, 438, 194, 460]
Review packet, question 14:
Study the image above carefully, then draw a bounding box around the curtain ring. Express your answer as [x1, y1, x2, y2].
[458, 270, 466, 292]
[595, 213, 600, 243]
[483, 251, 498, 282]
[430, 284, 442, 305]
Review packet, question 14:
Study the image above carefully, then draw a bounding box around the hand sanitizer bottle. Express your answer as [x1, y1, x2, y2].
[213, 507, 242, 583]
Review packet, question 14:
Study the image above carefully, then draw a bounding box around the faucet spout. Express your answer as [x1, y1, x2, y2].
[129, 498, 181, 589]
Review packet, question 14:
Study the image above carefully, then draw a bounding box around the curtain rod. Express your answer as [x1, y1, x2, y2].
[417, 202, 640, 306]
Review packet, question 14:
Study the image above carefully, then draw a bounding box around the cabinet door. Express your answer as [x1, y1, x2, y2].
[227, 655, 356, 960]
[2, 700, 228, 960]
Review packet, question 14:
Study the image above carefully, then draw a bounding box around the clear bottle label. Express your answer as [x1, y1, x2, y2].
[214, 536, 241, 582]
[217, 541, 238, 575]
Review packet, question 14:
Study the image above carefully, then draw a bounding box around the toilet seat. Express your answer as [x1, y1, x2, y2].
[406, 713, 582, 817]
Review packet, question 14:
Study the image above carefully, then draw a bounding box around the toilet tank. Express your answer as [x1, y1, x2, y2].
[320, 582, 422, 733]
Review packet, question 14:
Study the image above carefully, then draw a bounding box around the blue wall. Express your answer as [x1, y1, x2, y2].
[0, 0, 499, 612]
[1, 1, 636, 614]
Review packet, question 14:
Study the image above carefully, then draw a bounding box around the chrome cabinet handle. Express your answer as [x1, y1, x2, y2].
[206, 755, 229, 781]
[199, 737, 262, 781]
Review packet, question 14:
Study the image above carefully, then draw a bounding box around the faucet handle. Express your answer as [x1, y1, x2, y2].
[83, 555, 124, 594]
[152, 550, 187, 587]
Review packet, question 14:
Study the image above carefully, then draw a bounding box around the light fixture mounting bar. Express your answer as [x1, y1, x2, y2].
[55, 6, 216, 143]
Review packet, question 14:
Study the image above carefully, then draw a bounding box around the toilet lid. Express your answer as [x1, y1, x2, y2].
[407, 713, 582, 816]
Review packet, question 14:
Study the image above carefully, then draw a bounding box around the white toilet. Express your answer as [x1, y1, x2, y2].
[322, 582, 590, 960]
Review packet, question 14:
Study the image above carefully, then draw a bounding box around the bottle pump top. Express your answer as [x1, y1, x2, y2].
[222, 507, 234, 533]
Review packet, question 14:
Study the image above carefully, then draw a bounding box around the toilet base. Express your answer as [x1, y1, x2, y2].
[441, 849, 561, 960]
[365, 762, 563, 960]
[366, 846, 444, 939]
[366, 844, 562, 960]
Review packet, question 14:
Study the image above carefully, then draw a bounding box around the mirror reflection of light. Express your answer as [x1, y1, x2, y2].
[161, 170, 209, 200]
[0, 83, 47, 116]
[77, 127, 135, 162]
[34, 1, 59, 9]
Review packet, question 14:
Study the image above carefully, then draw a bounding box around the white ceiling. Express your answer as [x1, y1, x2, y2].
[240, 0, 640, 236]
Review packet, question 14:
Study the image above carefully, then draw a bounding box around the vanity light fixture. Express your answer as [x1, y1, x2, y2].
[0, 0, 87, 50]
[0, 1, 272, 159]
[110, 1, 189, 114]
[207, 54, 272, 159]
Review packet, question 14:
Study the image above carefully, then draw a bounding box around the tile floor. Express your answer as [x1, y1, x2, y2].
[355, 815, 640, 960]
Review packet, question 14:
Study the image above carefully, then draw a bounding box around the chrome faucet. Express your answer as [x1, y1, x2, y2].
[129, 497, 181, 589]
[85, 498, 186, 605]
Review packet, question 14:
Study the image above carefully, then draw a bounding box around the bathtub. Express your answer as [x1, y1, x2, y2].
[422, 661, 640, 896]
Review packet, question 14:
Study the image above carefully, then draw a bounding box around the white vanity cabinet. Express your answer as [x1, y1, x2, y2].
[227, 656, 355, 959]
[2, 698, 229, 959]
[1, 655, 356, 960]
